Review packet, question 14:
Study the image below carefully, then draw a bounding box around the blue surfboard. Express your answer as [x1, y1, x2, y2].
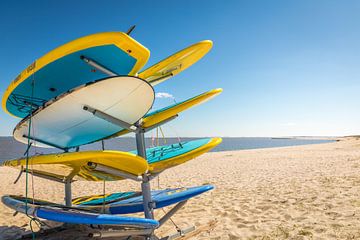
[1, 195, 158, 228]
[73, 185, 214, 214]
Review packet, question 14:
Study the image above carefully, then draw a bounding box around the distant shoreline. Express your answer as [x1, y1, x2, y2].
[0, 137, 336, 163]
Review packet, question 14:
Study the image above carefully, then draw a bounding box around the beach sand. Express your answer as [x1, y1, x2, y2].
[1, 137, 360, 239]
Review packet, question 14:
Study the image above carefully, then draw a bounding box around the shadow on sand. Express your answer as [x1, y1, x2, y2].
[0, 225, 27, 240]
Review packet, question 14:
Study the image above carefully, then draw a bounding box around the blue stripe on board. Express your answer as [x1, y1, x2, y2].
[36, 208, 159, 227]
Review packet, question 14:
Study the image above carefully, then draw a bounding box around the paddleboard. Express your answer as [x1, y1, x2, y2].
[2, 195, 158, 228]
[2, 150, 148, 181]
[138, 40, 213, 85]
[3, 138, 220, 181]
[143, 138, 222, 173]
[73, 185, 214, 214]
[3, 32, 150, 118]
[13, 76, 154, 149]
[108, 88, 223, 138]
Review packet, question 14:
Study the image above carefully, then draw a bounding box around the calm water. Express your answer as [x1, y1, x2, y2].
[0, 136, 334, 163]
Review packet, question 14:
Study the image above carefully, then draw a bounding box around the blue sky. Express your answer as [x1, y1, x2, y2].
[0, 0, 359, 137]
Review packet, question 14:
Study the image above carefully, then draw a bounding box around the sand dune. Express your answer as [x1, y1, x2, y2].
[1, 137, 360, 239]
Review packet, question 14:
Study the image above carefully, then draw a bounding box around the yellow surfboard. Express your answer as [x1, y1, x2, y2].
[3, 32, 150, 118]
[108, 88, 223, 138]
[138, 40, 213, 85]
[3, 151, 149, 181]
[3, 138, 221, 182]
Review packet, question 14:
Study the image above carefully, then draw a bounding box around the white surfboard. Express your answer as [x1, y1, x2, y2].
[14, 76, 154, 149]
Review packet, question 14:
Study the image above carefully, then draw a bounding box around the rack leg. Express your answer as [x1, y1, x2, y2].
[136, 130, 154, 219]
[64, 180, 72, 207]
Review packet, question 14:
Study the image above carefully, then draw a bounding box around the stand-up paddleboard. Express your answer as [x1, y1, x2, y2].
[140, 138, 222, 173]
[75, 185, 214, 214]
[109, 88, 223, 138]
[2, 195, 159, 228]
[2, 32, 150, 118]
[3, 138, 220, 181]
[13, 76, 154, 149]
[138, 40, 213, 85]
[2, 150, 148, 181]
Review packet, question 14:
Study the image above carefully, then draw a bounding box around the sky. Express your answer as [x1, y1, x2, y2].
[0, 0, 359, 137]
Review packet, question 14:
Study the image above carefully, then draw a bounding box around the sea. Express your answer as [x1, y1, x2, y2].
[0, 136, 335, 163]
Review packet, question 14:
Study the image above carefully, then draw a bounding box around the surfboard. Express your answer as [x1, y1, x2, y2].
[143, 138, 222, 173]
[108, 88, 223, 138]
[2, 150, 148, 181]
[3, 138, 220, 182]
[2, 32, 150, 118]
[2, 195, 159, 228]
[74, 185, 214, 214]
[138, 40, 213, 85]
[13, 76, 154, 149]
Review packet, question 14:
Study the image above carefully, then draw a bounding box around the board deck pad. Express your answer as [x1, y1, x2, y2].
[73, 185, 214, 214]
[109, 88, 223, 138]
[2, 195, 158, 227]
[3, 32, 150, 118]
[2, 150, 149, 181]
[13, 76, 155, 149]
[141, 137, 222, 173]
[138, 40, 213, 85]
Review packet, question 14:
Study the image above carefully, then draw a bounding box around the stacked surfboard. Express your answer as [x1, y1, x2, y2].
[1, 31, 222, 238]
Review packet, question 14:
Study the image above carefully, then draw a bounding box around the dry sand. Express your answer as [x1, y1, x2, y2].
[1, 137, 360, 239]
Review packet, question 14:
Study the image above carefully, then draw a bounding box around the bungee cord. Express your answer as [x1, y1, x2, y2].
[24, 66, 40, 239]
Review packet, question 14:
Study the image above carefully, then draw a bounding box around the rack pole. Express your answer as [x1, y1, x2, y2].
[135, 128, 154, 219]
[64, 179, 72, 207]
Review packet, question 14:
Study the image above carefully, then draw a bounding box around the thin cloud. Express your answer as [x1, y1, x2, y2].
[155, 92, 175, 99]
[282, 122, 297, 127]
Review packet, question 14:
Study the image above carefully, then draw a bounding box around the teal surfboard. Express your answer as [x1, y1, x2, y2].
[73, 185, 214, 214]
[141, 138, 222, 173]
[2, 185, 213, 217]
[3, 32, 150, 118]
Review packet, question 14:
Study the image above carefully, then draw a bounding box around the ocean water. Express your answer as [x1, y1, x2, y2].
[0, 136, 334, 163]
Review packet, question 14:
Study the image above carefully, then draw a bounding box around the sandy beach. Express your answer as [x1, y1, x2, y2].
[1, 137, 360, 239]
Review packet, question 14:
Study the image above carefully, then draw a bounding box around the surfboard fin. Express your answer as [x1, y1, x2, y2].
[126, 25, 136, 35]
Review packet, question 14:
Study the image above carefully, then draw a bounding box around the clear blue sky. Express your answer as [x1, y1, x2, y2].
[0, 0, 359, 137]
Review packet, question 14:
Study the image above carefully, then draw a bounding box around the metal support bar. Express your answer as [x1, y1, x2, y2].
[13, 167, 24, 184]
[80, 56, 117, 76]
[141, 177, 154, 219]
[87, 162, 142, 182]
[159, 200, 187, 227]
[135, 129, 155, 220]
[148, 171, 163, 181]
[23, 134, 66, 150]
[148, 73, 174, 85]
[28, 170, 69, 183]
[160, 226, 196, 240]
[83, 105, 137, 131]
[64, 180, 72, 207]
[135, 130, 147, 157]
[89, 228, 153, 238]
[143, 115, 178, 133]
